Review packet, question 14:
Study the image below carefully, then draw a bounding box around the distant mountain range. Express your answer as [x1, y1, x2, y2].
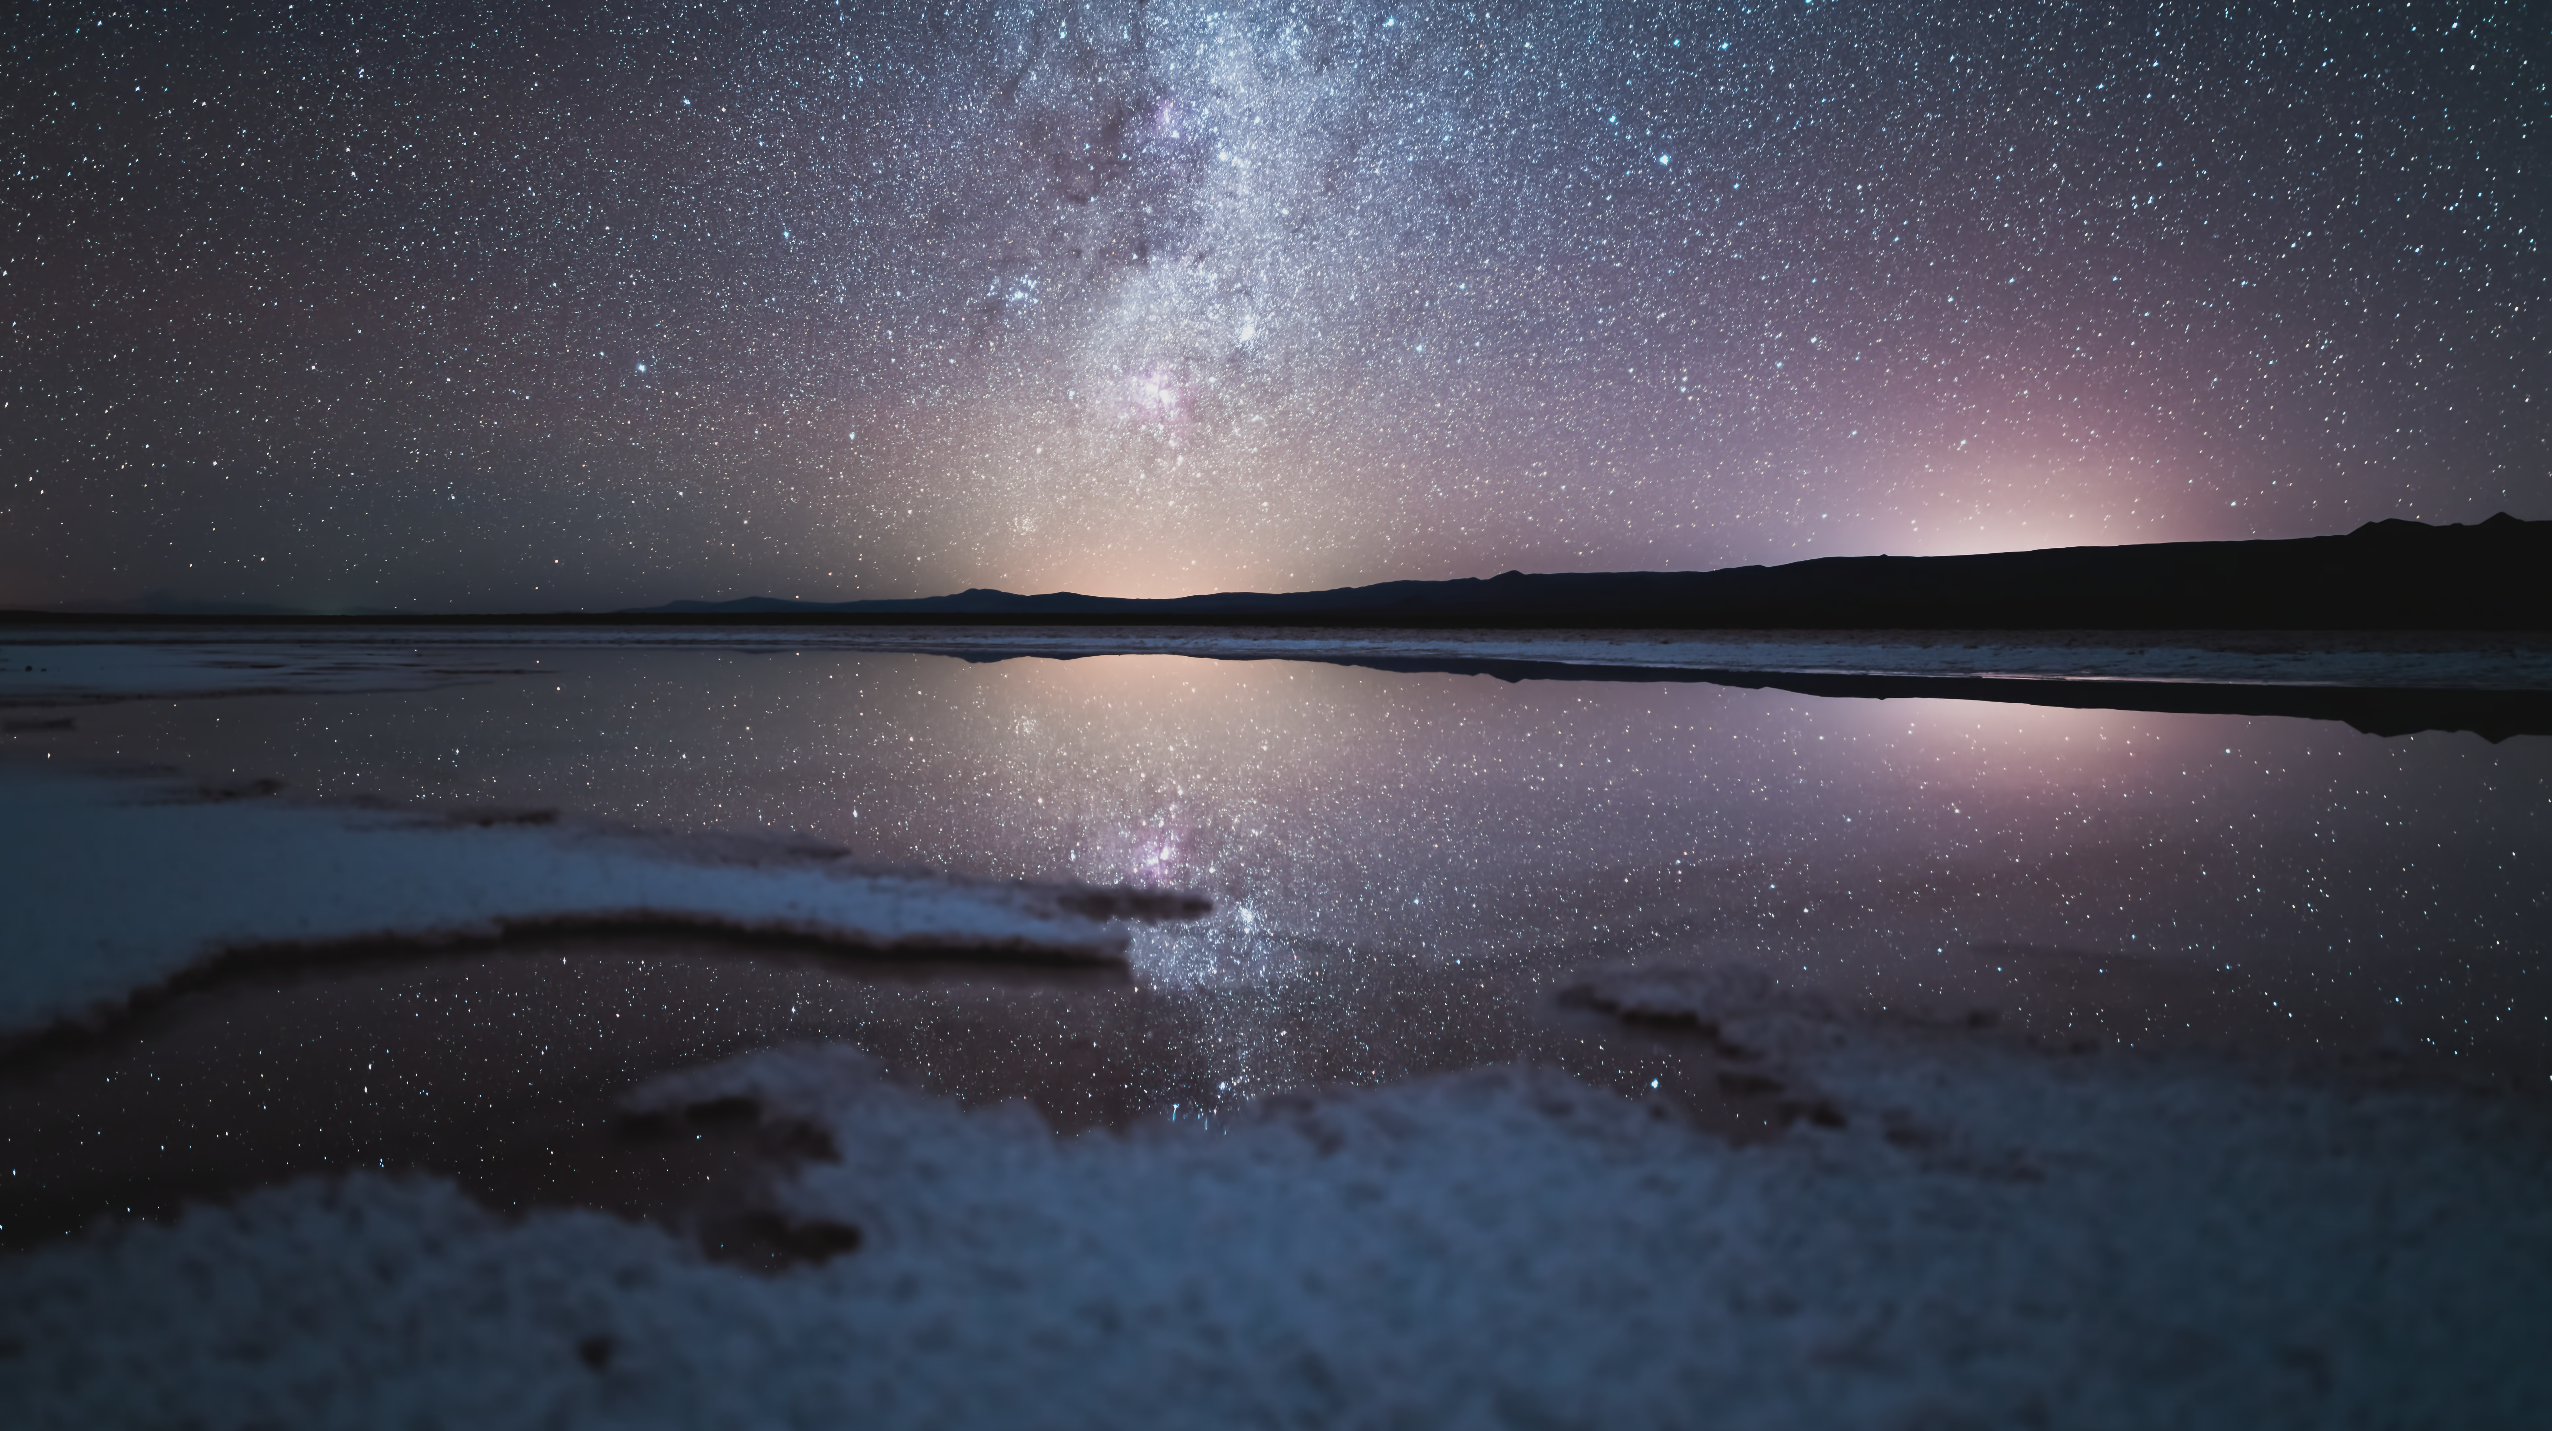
[634, 515, 2550, 630]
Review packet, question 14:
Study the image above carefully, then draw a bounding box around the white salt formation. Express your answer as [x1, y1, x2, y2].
[4, 1014, 2542, 1429]
[0, 763, 1196, 1040]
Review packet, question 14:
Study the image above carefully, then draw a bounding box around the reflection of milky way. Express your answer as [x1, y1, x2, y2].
[5, 3, 2544, 606]
[45, 649, 2552, 1089]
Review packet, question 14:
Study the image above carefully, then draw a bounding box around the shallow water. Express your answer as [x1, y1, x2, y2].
[3, 637, 2547, 1236]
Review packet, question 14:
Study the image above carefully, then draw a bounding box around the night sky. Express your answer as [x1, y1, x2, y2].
[3, 1, 2543, 611]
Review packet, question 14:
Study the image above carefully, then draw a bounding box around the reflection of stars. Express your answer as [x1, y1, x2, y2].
[1131, 823, 1184, 884]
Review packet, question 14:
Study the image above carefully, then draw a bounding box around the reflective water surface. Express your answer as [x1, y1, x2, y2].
[3, 640, 2546, 1237]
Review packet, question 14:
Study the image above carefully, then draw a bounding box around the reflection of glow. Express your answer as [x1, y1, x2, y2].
[1834, 694, 2167, 780]
[1889, 698, 2123, 745]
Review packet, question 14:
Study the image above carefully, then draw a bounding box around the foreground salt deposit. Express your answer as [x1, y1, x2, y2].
[4, 971, 2543, 1428]
[0, 763, 1201, 1041]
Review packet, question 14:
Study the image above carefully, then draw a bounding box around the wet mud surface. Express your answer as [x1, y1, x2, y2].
[5, 924, 2529, 1271]
[0, 933, 1824, 1265]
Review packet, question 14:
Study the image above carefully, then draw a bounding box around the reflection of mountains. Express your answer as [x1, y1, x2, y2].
[1302, 656, 2552, 742]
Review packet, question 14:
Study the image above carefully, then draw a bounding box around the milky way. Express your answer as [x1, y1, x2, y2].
[3, 1, 2543, 608]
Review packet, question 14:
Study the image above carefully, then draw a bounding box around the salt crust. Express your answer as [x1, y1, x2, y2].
[0, 763, 1162, 1039]
[0, 636, 531, 706]
[4, 980, 2543, 1428]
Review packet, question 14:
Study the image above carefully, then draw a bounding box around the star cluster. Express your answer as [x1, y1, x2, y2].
[2, 0, 2543, 608]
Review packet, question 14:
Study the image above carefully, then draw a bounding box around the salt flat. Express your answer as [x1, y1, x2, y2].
[2, 629, 2543, 1428]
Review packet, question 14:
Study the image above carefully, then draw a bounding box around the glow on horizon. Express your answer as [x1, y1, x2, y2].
[3, 4, 2535, 609]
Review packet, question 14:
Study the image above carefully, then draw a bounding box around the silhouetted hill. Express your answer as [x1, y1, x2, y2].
[634, 514, 2551, 630]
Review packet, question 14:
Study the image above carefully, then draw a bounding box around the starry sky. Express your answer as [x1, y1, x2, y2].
[3, 0, 2544, 610]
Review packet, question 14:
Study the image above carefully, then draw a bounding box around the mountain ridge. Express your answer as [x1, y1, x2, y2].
[630, 514, 2551, 631]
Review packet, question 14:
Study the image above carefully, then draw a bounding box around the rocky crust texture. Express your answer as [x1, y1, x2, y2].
[4, 966, 2542, 1429]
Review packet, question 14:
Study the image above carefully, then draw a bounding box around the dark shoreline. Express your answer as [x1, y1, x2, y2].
[1285, 657, 2552, 741]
